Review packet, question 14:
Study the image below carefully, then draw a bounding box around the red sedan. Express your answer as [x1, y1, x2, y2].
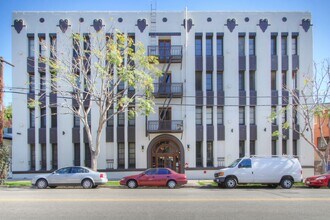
[120, 168, 187, 189]
[305, 171, 330, 188]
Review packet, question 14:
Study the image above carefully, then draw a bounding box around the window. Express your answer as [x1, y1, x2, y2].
[74, 143, 80, 166]
[292, 35, 298, 55]
[271, 35, 277, 55]
[56, 167, 71, 174]
[293, 140, 298, 156]
[73, 114, 80, 127]
[145, 169, 157, 175]
[239, 159, 251, 168]
[30, 108, 35, 128]
[250, 106, 255, 125]
[51, 108, 57, 128]
[128, 143, 135, 168]
[249, 71, 255, 91]
[206, 72, 213, 91]
[271, 71, 276, 90]
[195, 35, 202, 56]
[282, 71, 287, 89]
[217, 72, 223, 91]
[217, 35, 223, 56]
[239, 71, 245, 91]
[282, 140, 287, 155]
[39, 35, 46, 57]
[28, 36, 34, 57]
[196, 142, 203, 167]
[249, 35, 255, 55]
[292, 71, 298, 89]
[239, 141, 245, 158]
[41, 144, 46, 170]
[118, 143, 125, 169]
[107, 108, 114, 126]
[239, 107, 245, 125]
[293, 106, 298, 124]
[272, 140, 277, 155]
[128, 108, 135, 126]
[195, 107, 202, 125]
[207, 141, 213, 167]
[50, 34, 57, 58]
[272, 106, 277, 125]
[206, 35, 213, 56]
[195, 71, 202, 91]
[206, 107, 213, 125]
[217, 107, 224, 125]
[30, 144, 35, 170]
[71, 167, 88, 173]
[40, 73, 46, 93]
[158, 168, 171, 175]
[282, 106, 287, 123]
[52, 144, 58, 170]
[250, 141, 256, 156]
[281, 35, 287, 55]
[239, 36, 245, 56]
[118, 112, 125, 126]
[40, 108, 46, 128]
[29, 74, 35, 93]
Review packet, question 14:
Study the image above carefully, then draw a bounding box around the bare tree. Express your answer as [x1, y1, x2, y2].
[37, 30, 160, 171]
[274, 60, 330, 174]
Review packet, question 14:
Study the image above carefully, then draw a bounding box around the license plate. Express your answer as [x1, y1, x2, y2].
[306, 181, 310, 184]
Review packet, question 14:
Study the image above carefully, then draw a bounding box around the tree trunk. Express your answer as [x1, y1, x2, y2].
[91, 152, 98, 171]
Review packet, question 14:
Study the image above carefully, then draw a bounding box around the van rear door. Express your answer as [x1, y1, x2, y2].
[235, 159, 254, 183]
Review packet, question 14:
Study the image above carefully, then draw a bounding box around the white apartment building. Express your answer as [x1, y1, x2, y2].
[12, 10, 314, 179]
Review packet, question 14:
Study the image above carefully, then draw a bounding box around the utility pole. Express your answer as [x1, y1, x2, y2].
[0, 57, 14, 145]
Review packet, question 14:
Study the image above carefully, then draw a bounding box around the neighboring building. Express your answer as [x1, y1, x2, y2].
[12, 10, 314, 179]
[314, 107, 330, 174]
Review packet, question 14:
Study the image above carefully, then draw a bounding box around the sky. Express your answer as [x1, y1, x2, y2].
[0, 0, 329, 106]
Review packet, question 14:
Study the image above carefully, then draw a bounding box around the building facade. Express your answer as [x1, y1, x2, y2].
[12, 11, 314, 179]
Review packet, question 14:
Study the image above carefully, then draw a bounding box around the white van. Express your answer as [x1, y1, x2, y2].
[214, 156, 302, 189]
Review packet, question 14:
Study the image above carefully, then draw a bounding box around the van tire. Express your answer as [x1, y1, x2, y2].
[280, 177, 293, 189]
[225, 177, 237, 189]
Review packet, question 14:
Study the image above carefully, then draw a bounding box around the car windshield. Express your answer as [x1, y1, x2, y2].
[228, 159, 241, 168]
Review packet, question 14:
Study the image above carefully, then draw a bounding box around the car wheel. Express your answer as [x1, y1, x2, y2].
[82, 179, 93, 189]
[36, 179, 48, 189]
[167, 180, 177, 189]
[127, 180, 137, 189]
[49, 186, 57, 189]
[280, 178, 293, 189]
[225, 177, 237, 189]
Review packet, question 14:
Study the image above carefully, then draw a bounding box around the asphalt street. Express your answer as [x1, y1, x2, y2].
[0, 187, 329, 220]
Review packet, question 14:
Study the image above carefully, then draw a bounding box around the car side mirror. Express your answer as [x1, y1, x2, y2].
[140, 173, 145, 176]
[238, 164, 242, 168]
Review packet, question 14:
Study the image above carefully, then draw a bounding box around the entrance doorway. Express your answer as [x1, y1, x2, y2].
[147, 134, 185, 173]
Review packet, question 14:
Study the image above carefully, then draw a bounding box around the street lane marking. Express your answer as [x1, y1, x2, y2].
[1, 198, 330, 202]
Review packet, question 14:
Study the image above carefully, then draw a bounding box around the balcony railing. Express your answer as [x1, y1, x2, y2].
[153, 83, 183, 98]
[147, 120, 183, 133]
[148, 45, 183, 63]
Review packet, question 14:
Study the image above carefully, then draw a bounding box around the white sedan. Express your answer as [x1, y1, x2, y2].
[31, 166, 108, 189]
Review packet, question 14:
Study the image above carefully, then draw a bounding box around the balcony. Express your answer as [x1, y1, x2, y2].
[148, 45, 182, 63]
[153, 83, 183, 98]
[147, 120, 183, 133]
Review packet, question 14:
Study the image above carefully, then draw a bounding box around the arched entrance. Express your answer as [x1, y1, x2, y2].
[147, 134, 185, 173]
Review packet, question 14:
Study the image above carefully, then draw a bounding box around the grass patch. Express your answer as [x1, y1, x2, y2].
[3, 181, 32, 187]
[104, 181, 120, 186]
